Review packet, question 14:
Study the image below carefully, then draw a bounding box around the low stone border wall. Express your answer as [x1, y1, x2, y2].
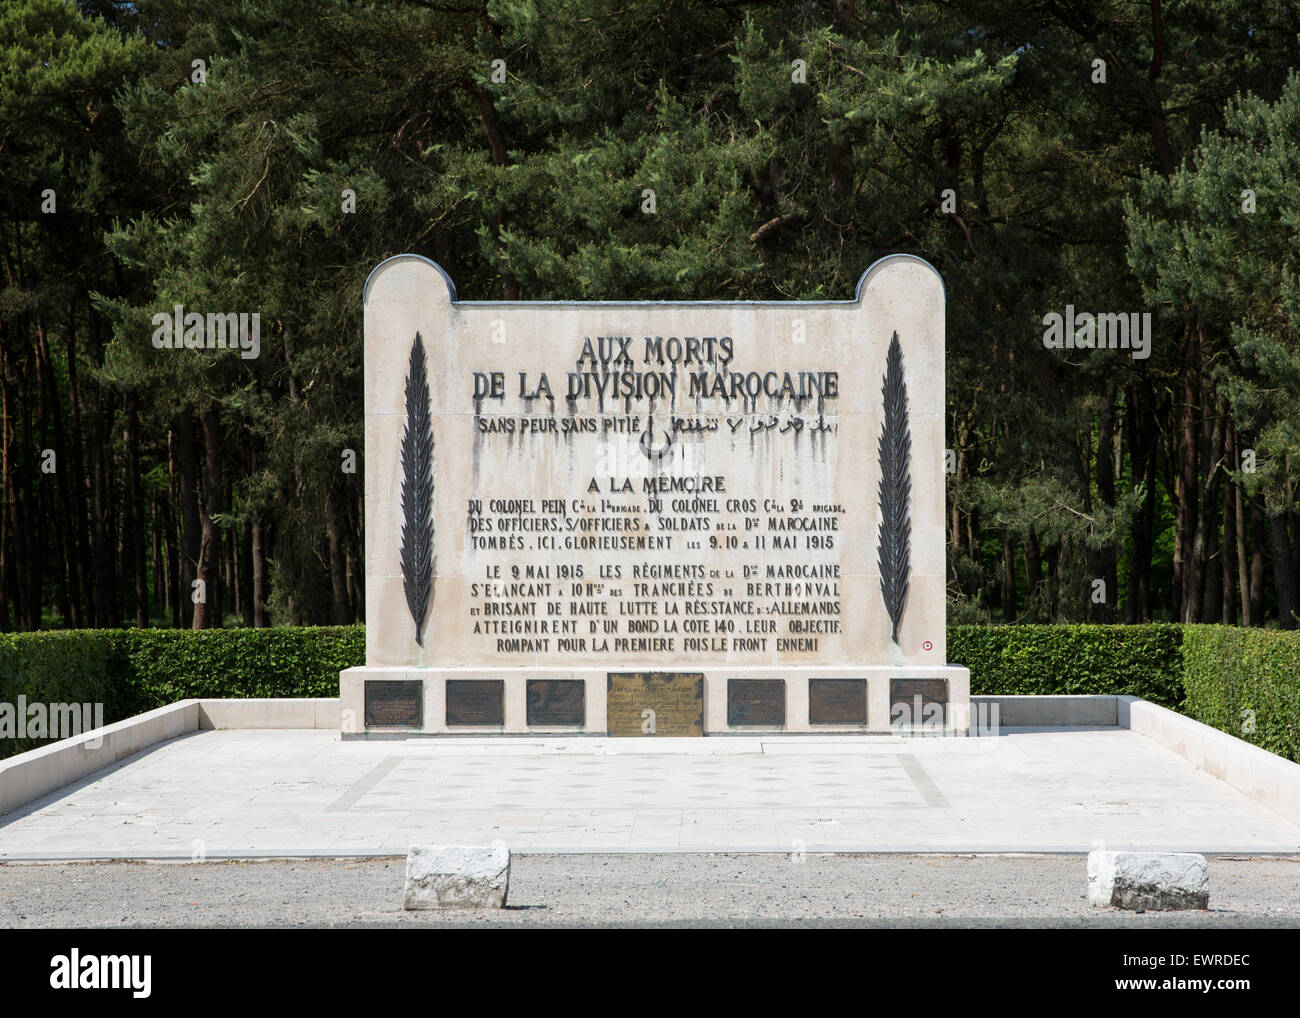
[1119, 695, 1300, 828]
[198, 698, 339, 730]
[972, 694, 1119, 727]
[0, 698, 339, 815]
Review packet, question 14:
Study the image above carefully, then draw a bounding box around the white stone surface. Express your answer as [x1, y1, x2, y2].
[0, 701, 201, 815]
[1088, 850, 1209, 910]
[2, 727, 1298, 858]
[403, 843, 510, 909]
[0, 698, 340, 816]
[1120, 696, 1300, 826]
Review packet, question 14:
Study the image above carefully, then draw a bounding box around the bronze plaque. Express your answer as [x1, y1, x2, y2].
[809, 678, 867, 724]
[890, 678, 948, 727]
[606, 673, 703, 737]
[526, 679, 585, 726]
[364, 680, 423, 728]
[727, 679, 785, 726]
[446, 680, 504, 726]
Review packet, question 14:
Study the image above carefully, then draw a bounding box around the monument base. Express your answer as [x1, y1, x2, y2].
[340, 665, 971, 737]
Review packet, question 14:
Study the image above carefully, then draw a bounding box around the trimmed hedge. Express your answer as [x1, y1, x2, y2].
[0, 631, 129, 757]
[948, 623, 1185, 709]
[2, 623, 1298, 763]
[0, 626, 364, 759]
[1182, 626, 1300, 764]
[119, 626, 365, 708]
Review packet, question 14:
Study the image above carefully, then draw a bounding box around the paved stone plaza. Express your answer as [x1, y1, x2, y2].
[1, 727, 1297, 859]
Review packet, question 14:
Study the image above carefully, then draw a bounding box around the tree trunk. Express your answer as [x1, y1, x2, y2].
[151, 502, 164, 622]
[65, 313, 93, 627]
[87, 311, 120, 627]
[1249, 494, 1265, 626]
[1125, 383, 1155, 622]
[1221, 422, 1237, 625]
[252, 519, 269, 627]
[1172, 342, 1198, 621]
[223, 510, 235, 618]
[1267, 507, 1296, 629]
[126, 396, 148, 627]
[324, 488, 351, 624]
[159, 497, 180, 628]
[1290, 460, 1300, 608]
[173, 415, 203, 628]
[1234, 480, 1248, 624]
[0, 349, 34, 629]
[1025, 526, 1043, 621]
[349, 485, 364, 622]
[949, 437, 965, 579]
[1051, 541, 1068, 622]
[239, 520, 255, 627]
[1142, 0, 1177, 178]
[16, 348, 41, 630]
[1097, 376, 1118, 621]
[474, 85, 520, 300]
[36, 319, 80, 626]
[1000, 530, 1016, 623]
[194, 408, 224, 628]
[1189, 394, 1224, 622]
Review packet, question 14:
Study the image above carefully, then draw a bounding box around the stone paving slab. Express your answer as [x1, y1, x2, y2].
[0, 728, 1297, 859]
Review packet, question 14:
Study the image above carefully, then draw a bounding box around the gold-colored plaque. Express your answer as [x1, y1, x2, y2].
[606, 673, 704, 737]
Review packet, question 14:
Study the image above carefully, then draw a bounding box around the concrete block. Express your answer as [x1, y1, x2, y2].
[403, 844, 510, 909]
[1088, 851, 1208, 910]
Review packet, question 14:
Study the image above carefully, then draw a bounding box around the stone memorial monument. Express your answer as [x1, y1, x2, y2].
[340, 254, 969, 736]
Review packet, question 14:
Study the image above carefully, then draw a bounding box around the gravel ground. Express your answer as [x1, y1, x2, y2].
[1, 854, 1298, 927]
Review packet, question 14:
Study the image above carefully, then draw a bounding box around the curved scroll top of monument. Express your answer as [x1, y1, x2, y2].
[348, 252, 963, 736]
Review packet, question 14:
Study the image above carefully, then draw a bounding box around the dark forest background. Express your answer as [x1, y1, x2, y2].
[2, 0, 1299, 631]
